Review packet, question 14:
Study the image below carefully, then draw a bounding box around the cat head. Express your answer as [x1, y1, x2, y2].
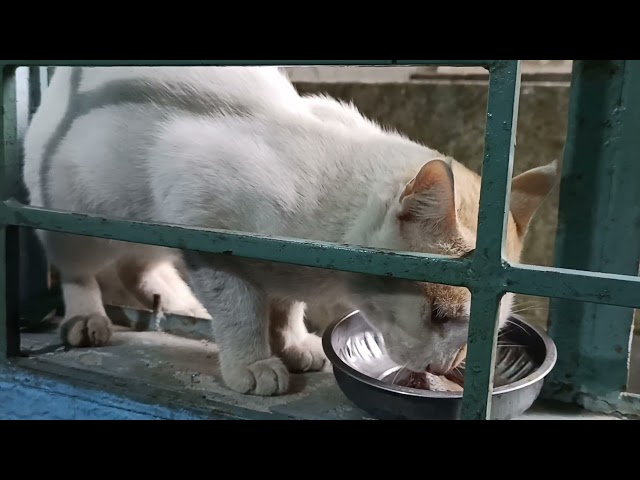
[353, 158, 557, 376]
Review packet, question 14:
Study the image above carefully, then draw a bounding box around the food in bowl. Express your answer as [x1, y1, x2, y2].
[394, 370, 464, 392]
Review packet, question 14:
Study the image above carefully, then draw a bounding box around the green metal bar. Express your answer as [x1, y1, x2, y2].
[4, 200, 640, 309]
[16, 68, 50, 323]
[544, 60, 640, 406]
[460, 289, 502, 419]
[1, 201, 470, 286]
[473, 60, 521, 264]
[1, 60, 495, 67]
[460, 61, 521, 420]
[0, 66, 21, 359]
[2, 68, 19, 200]
[0, 226, 21, 359]
[503, 263, 640, 309]
[0, 68, 7, 359]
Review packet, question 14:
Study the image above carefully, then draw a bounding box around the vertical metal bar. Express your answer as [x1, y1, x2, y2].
[460, 60, 521, 420]
[0, 65, 21, 359]
[545, 60, 640, 403]
[473, 60, 521, 263]
[16, 67, 50, 324]
[0, 226, 21, 359]
[460, 289, 503, 419]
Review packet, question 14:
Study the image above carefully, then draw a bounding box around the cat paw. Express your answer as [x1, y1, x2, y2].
[160, 298, 211, 320]
[182, 304, 211, 320]
[222, 356, 290, 396]
[279, 334, 329, 373]
[60, 314, 113, 348]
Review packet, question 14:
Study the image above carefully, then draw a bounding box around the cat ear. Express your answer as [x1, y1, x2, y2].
[397, 159, 457, 233]
[510, 160, 558, 237]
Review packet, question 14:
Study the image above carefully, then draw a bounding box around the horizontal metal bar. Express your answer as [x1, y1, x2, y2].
[395, 60, 492, 67]
[504, 262, 640, 309]
[0, 59, 495, 68]
[5, 201, 640, 308]
[2, 200, 469, 286]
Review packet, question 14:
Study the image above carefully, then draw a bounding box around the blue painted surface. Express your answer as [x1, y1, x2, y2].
[0, 367, 211, 420]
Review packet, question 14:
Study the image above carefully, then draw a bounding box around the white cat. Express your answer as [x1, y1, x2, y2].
[22, 66, 556, 396]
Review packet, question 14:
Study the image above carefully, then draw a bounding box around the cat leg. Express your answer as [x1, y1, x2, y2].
[116, 254, 210, 319]
[269, 299, 328, 373]
[60, 274, 113, 347]
[185, 253, 289, 396]
[40, 232, 116, 348]
[304, 301, 355, 337]
[155, 261, 210, 318]
[96, 262, 148, 310]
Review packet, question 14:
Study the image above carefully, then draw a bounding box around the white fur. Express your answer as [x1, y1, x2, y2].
[23, 66, 521, 395]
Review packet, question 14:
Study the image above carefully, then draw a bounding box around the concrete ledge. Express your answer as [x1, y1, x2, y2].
[1, 323, 628, 420]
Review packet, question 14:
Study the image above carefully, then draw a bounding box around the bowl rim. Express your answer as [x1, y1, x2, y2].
[322, 309, 558, 399]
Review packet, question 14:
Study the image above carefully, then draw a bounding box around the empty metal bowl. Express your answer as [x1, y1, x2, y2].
[322, 310, 557, 420]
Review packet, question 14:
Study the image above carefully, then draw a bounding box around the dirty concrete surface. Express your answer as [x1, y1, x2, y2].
[8, 318, 628, 420]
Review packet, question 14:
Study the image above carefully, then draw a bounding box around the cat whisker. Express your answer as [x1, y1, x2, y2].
[392, 362, 409, 384]
[511, 300, 547, 308]
[509, 307, 550, 315]
[505, 316, 532, 337]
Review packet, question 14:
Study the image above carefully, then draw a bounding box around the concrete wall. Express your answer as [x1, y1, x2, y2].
[284, 60, 573, 84]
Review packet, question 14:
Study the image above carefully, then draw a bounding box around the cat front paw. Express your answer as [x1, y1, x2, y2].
[157, 295, 211, 320]
[222, 356, 289, 396]
[170, 303, 211, 320]
[60, 314, 113, 348]
[279, 334, 329, 373]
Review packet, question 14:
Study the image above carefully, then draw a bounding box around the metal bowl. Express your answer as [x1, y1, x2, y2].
[322, 310, 557, 420]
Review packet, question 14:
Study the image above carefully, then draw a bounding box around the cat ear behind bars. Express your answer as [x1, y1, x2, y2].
[509, 160, 558, 238]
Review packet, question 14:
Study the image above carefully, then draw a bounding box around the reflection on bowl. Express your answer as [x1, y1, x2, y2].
[322, 310, 557, 420]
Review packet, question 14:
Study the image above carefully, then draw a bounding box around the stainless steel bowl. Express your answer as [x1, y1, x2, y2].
[322, 310, 557, 420]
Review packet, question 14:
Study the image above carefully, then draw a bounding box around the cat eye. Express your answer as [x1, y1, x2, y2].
[430, 307, 449, 325]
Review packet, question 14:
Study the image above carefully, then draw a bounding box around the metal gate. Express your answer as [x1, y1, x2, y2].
[1, 60, 639, 419]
